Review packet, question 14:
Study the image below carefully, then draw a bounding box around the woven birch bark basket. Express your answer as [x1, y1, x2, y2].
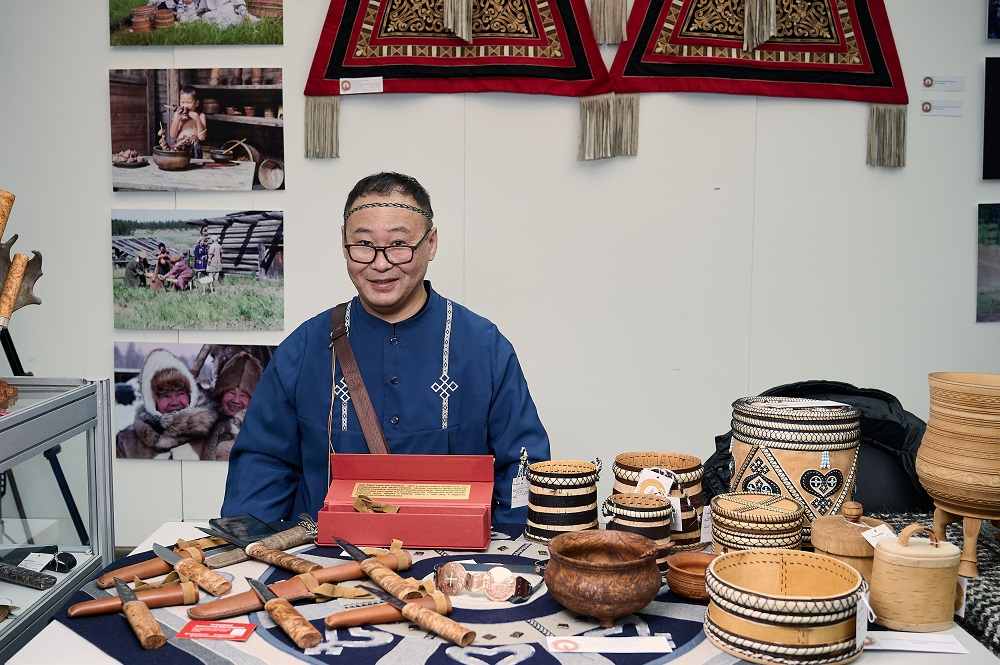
[611, 451, 706, 551]
[704, 549, 865, 665]
[729, 397, 861, 543]
[524, 460, 601, 544]
[602, 493, 673, 569]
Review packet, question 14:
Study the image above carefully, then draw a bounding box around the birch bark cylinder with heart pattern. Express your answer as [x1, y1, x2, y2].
[729, 396, 861, 544]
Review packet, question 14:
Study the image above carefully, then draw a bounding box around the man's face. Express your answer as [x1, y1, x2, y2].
[342, 192, 437, 323]
[220, 387, 251, 416]
[155, 389, 189, 414]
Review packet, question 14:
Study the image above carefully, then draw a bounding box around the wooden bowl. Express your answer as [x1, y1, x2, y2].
[545, 530, 667, 627]
[152, 147, 191, 171]
[666, 551, 716, 601]
[210, 150, 233, 163]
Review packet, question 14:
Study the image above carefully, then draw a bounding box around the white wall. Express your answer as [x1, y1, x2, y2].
[0, 1, 996, 546]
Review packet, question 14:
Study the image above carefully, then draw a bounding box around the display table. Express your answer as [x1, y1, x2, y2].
[112, 158, 254, 191]
[9, 521, 999, 664]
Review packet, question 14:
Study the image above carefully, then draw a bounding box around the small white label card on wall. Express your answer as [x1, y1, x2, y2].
[920, 75, 965, 92]
[920, 100, 963, 117]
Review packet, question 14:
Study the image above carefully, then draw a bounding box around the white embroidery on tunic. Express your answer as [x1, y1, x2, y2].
[431, 300, 458, 429]
[339, 302, 352, 431]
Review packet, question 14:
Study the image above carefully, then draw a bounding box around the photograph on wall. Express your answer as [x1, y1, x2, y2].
[979, 204, 1000, 322]
[112, 209, 284, 330]
[991, 0, 1000, 39]
[110, 0, 282, 46]
[110, 68, 284, 192]
[984, 59, 1000, 179]
[114, 341, 276, 460]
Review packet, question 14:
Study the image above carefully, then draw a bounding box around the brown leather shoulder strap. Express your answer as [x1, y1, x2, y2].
[330, 304, 390, 455]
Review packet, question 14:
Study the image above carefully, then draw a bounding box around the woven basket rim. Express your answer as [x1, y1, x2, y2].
[613, 451, 702, 473]
[708, 550, 862, 604]
[732, 396, 861, 421]
[528, 460, 597, 474]
[712, 493, 805, 522]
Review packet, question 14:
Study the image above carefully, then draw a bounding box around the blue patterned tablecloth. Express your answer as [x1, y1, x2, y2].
[54, 525, 733, 665]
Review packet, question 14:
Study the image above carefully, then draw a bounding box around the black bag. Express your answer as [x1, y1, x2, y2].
[703, 380, 933, 514]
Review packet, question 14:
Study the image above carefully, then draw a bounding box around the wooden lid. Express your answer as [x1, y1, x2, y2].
[711, 493, 804, 524]
[874, 524, 960, 565]
[811, 502, 891, 557]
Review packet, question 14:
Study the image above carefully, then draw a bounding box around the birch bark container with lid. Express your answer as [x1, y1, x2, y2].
[869, 523, 961, 632]
[810, 501, 892, 582]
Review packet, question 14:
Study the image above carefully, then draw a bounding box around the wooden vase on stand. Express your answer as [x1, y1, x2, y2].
[230, 68, 243, 85]
[915, 372, 1000, 578]
[251, 68, 263, 85]
[209, 68, 221, 85]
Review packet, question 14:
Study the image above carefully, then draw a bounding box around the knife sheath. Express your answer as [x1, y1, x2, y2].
[68, 582, 200, 618]
[0, 562, 57, 590]
[324, 592, 449, 629]
[188, 551, 411, 620]
[97, 548, 204, 589]
[205, 525, 314, 569]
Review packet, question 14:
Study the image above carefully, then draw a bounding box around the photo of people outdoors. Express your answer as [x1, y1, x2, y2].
[114, 342, 276, 460]
[110, 0, 282, 46]
[112, 209, 284, 330]
[111, 68, 284, 192]
[979, 203, 1000, 322]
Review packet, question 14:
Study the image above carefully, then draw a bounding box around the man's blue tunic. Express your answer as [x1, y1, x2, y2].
[222, 285, 550, 523]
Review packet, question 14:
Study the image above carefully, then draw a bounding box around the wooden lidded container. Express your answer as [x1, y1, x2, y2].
[811, 501, 892, 583]
[869, 524, 960, 632]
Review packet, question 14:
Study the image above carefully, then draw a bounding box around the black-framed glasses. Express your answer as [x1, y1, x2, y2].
[343, 227, 432, 265]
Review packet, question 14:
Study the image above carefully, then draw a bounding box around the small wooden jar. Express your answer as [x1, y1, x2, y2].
[870, 524, 960, 632]
[811, 501, 891, 583]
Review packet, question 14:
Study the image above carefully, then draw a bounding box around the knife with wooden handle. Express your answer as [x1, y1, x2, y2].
[97, 547, 206, 588]
[152, 543, 231, 596]
[198, 526, 321, 575]
[324, 591, 450, 629]
[0, 253, 28, 328]
[0, 190, 13, 241]
[335, 538, 423, 601]
[114, 578, 167, 650]
[360, 585, 475, 646]
[247, 577, 322, 649]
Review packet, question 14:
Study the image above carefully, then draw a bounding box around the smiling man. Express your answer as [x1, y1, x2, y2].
[222, 172, 550, 524]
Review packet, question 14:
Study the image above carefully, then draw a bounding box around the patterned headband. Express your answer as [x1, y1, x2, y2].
[343, 202, 433, 222]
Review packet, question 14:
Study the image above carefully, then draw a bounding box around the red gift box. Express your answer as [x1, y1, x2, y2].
[316, 454, 494, 550]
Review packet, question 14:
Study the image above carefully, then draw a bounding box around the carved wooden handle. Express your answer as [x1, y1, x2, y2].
[360, 559, 423, 600]
[247, 542, 321, 574]
[0, 190, 13, 240]
[401, 602, 475, 646]
[0, 254, 27, 322]
[264, 597, 322, 649]
[175, 558, 232, 596]
[122, 600, 168, 649]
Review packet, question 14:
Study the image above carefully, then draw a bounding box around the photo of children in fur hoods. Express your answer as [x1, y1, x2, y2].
[114, 342, 275, 460]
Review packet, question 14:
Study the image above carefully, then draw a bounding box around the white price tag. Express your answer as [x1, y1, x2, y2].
[634, 469, 674, 496]
[955, 576, 968, 619]
[19, 552, 54, 573]
[861, 524, 896, 547]
[855, 589, 873, 652]
[668, 496, 683, 531]
[510, 475, 529, 509]
[699, 505, 713, 543]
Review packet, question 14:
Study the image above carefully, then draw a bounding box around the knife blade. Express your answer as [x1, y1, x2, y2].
[247, 577, 322, 649]
[114, 577, 167, 650]
[152, 543, 232, 596]
[197, 526, 321, 574]
[335, 538, 423, 601]
[359, 584, 475, 646]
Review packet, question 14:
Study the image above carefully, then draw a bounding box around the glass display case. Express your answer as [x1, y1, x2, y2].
[0, 378, 113, 662]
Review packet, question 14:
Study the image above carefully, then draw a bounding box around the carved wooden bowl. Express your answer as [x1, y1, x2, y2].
[665, 551, 716, 601]
[152, 147, 191, 171]
[545, 530, 668, 627]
